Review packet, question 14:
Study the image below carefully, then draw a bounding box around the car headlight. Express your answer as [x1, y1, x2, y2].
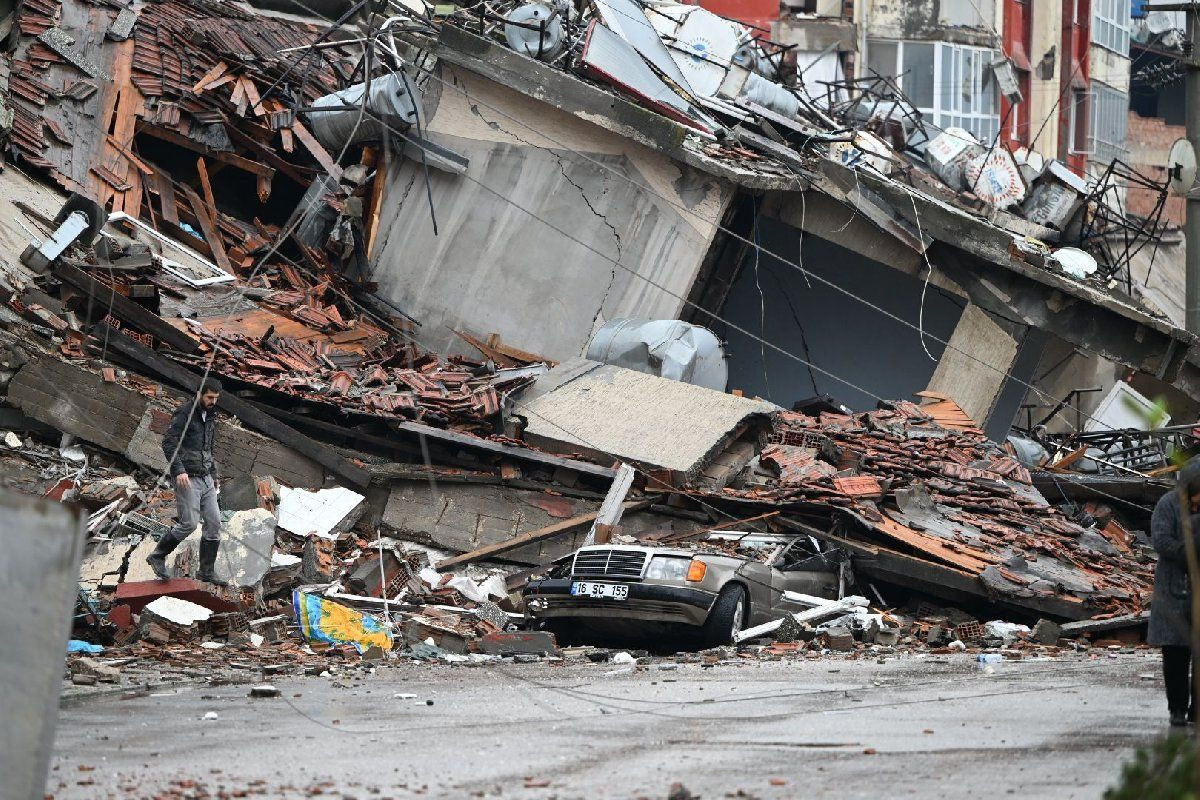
[645, 556, 691, 581]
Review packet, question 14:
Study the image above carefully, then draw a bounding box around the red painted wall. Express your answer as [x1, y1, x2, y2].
[1059, 0, 1090, 174]
[1001, 0, 1032, 148]
[690, 0, 779, 34]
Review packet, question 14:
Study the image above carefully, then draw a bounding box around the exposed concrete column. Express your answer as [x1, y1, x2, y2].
[925, 303, 1024, 426]
[0, 489, 84, 800]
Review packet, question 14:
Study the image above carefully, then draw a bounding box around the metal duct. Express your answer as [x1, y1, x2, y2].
[305, 69, 422, 149]
[740, 73, 800, 119]
[585, 318, 727, 391]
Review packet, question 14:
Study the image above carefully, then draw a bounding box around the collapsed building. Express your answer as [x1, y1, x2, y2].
[0, 0, 1190, 659]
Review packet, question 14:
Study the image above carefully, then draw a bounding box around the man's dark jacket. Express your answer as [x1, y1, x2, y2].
[161, 403, 219, 479]
[1149, 458, 1200, 647]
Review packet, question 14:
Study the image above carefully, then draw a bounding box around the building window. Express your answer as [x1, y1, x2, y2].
[1089, 82, 1129, 165]
[1092, 0, 1130, 55]
[866, 39, 1000, 143]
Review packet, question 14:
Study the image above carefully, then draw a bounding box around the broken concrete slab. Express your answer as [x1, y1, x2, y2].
[476, 631, 559, 657]
[380, 481, 600, 564]
[515, 358, 778, 483]
[178, 509, 276, 587]
[70, 657, 121, 683]
[78, 537, 136, 591]
[277, 486, 365, 539]
[7, 354, 325, 487]
[142, 595, 213, 626]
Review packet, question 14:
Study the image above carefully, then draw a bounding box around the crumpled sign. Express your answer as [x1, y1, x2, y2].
[292, 591, 392, 654]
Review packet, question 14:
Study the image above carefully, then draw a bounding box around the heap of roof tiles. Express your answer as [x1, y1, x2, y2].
[711, 393, 1152, 618]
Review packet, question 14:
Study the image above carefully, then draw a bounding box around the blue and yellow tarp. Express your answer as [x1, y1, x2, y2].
[292, 591, 392, 654]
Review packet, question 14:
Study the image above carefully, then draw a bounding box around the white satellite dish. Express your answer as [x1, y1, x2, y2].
[1168, 138, 1197, 197]
[654, 6, 741, 98]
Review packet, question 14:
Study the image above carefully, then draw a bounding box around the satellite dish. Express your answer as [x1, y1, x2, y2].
[1168, 138, 1197, 196]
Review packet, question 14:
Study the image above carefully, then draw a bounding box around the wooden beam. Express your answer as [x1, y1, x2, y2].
[291, 120, 343, 181]
[195, 158, 219, 231]
[436, 499, 654, 569]
[137, 123, 275, 179]
[384, 416, 618, 479]
[96, 326, 371, 488]
[223, 123, 310, 185]
[54, 262, 199, 354]
[1046, 445, 1089, 472]
[178, 183, 233, 274]
[585, 462, 636, 545]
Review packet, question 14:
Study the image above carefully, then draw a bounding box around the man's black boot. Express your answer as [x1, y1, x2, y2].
[146, 534, 182, 580]
[197, 538, 227, 586]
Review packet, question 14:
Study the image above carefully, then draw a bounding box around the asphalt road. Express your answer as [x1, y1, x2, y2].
[49, 651, 1170, 799]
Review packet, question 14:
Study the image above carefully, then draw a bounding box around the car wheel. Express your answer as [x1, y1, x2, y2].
[700, 584, 747, 648]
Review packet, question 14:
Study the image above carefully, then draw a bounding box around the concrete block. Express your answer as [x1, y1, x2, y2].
[1032, 618, 1063, 646]
[822, 625, 855, 651]
[476, 631, 559, 657]
[178, 509, 276, 587]
[71, 657, 121, 683]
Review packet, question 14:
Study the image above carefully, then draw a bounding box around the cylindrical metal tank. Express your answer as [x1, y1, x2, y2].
[585, 318, 728, 391]
[305, 70, 422, 150]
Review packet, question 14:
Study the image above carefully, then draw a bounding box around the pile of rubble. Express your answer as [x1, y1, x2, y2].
[411, 0, 1164, 291]
[0, 0, 1166, 676]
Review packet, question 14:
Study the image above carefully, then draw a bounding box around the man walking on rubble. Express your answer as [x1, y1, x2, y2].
[146, 379, 226, 585]
[1150, 456, 1200, 726]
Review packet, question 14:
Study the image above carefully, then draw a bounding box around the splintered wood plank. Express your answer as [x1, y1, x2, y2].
[150, 169, 179, 226]
[196, 157, 219, 230]
[179, 182, 233, 274]
[256, 172, 272, 202]
[242, 76, 264, 117]
[365, 149, 387, 260]
[93, 39, 144, 214]
[230, 76, 247, 115]
[435, 500, 653, 569]
[291, 120, 342, 181]
[191, 61, 228, 94]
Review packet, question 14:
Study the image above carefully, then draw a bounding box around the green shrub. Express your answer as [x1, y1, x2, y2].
[1105, 734, 1198, 800]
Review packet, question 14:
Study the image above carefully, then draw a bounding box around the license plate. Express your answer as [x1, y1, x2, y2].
[570, 581, 629, 600]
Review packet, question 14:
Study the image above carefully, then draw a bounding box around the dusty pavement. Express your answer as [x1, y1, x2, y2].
[50, 651, 1167, 800]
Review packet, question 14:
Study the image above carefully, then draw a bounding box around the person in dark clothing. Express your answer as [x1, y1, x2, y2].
[1149, 457, 1200, 726]
[146, 379, 225, 584]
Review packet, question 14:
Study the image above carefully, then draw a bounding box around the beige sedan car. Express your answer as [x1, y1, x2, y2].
[523, 534, 843, 647]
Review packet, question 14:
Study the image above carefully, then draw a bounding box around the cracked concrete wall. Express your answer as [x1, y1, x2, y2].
[6, 353, 325, 487]
[863, 0, 1000, 45]
[370, 66, 735, 362]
